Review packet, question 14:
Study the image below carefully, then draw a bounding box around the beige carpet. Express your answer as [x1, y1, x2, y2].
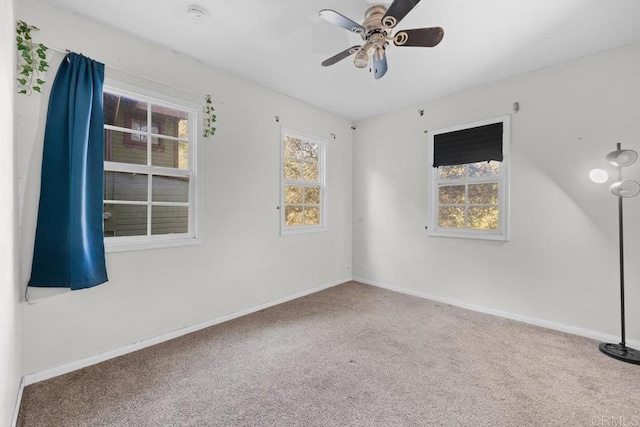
[18, 282, 640, 426]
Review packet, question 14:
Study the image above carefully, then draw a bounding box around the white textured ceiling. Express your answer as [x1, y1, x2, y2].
[39, 0, 640, 120]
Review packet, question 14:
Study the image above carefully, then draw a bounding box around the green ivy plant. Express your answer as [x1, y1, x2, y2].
[203, 95, 217, 137]
[16, 20, 49, 95]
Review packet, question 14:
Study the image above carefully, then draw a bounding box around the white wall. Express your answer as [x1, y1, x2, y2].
[353, 43, 640, 342]
[17, 0, 352, 375]
[1, 0, 22, 424]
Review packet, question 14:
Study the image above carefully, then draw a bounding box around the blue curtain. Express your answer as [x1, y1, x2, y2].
[29, 53, 108, 290]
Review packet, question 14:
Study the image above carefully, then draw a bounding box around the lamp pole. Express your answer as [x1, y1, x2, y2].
[616, 146, 626, 347]
[598, 143, 640, 364]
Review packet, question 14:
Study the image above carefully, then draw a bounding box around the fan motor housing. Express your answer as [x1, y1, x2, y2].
[362, 6, 388, 38]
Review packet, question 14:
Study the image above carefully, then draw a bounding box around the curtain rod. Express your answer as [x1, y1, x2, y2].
[47, 45, 219, 103]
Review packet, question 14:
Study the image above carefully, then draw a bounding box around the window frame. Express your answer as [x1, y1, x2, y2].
[280, 128, 327, 236]
[102, 80, 203, 252]
[428, 115, 510, 241]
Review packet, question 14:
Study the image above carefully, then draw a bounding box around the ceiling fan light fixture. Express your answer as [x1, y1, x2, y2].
[319, 0, 444, 78]
[354, 49, 369, 68]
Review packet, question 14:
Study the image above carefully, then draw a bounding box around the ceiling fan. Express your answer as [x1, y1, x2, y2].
[319, 0, 444, 79]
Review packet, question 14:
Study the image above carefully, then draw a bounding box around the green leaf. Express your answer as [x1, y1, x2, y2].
[20, 69, 29, 76]
[36, 79, 45, 84]
[16, 78, 27, 85]
[24, 33, 31, 41]
[18, 90, 27, 94]
[16, 36, 22, 43]
[33, 86, 41, 93]
[39, 44, 47, 51]
[40, 60, 48, 66]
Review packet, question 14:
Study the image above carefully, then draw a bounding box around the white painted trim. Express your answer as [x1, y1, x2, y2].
[22, 277, 350, 386]
[102, 81, 203, 252]
[11, 377, 25, 427]
[428, 115, 510, 241]
[279, 127, 328, 236]
[24, 276, 635, 390]
[354, 277, 640, 349]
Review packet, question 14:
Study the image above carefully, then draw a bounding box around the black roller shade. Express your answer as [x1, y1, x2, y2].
[433, 122, 503, 167]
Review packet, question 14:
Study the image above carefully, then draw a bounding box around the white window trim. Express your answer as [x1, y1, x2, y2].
[280, 127, 328, 236]
[427, 115, 510, 241]
[103, 80, 203, 252]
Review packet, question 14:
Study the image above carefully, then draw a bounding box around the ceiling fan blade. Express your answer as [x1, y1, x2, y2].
[393, 27, 444, 47]
[319, 9, 366, 35]
[372, 49, 388, 79]
[321, 45, 362, 67]
[382, 0, 421, 29]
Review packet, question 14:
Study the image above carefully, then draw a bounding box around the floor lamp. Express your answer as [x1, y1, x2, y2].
[590, 143, 640, 365]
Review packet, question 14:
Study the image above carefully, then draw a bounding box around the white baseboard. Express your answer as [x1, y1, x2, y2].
[11, 377, 24, 427]
[23, 275, 637, 389]
[22, 278, 350, 386]
[354, 276, 640, 349]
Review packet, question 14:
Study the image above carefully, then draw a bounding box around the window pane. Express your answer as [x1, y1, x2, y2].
[178, 141, 188, 170]
[284, 159, 301, 180]
[468, 206, 499, 230]
[151, 206, 188, 235]
[103, 92, 147, 129]
[151, 104, 189, 138]
[468, 183, 498, 204]
[103, 204, 147, 237]
[304, 186, 320, 204]
[104, 129, 147, 165]
[438, 185, 465, 204]
[285, 186, 303, 204]
[302, 162, 319, 182]
[152, 176, 189, 203]
[104, 172, 148, 201]
[439, 165, 465, 179]
[178, 119, 189, 139]
[152, 138, 188, 168]
[469, 161, 499, 178]
[300, 142, 319, 160]
[285, 205, 303, 226]
[285, 137, 302, 158]
[304, 207, 320, 225]
[438, 206, 465, 228]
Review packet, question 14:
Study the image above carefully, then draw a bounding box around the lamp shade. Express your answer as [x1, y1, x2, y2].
[609, 180, 640, 198]
[606, 149, 638, 167]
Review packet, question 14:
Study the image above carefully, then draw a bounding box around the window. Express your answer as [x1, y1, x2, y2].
[280, 128, 326, 235]
[428, 116, 510, 241]
[102, 82, 201, 251]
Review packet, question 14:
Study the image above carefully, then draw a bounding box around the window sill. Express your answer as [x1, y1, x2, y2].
[280, 226, 328, 236]
[428, 229, 508, 242]
[105, 235, 203, 252]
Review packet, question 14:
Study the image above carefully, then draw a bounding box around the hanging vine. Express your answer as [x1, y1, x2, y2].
[203, 95, 217, 137]
[16, 20, 49, 95]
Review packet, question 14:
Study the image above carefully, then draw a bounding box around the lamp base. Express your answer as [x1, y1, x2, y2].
[599, 343, 640, 365]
